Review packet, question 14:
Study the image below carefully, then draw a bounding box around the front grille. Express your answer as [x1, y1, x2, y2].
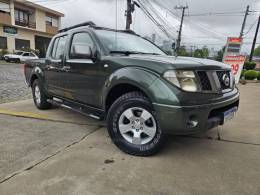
[196, 70, 232, 93]
[216, 71, 231, 90]
[197, 71, 212, 91]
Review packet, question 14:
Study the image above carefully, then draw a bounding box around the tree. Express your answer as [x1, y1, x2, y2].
[215, 46, 226, 62]
[193, 49, 204, 58]
[177, 46, 189, 56]
[253, 45, 260, 56]
[192, 46, 209, 59]
[201, 46, 209, 58]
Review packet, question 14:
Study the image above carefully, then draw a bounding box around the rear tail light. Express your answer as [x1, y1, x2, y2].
[22, 63, 26, 76]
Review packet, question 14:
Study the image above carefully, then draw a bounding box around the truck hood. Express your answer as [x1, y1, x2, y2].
[108, 55, 230, 74]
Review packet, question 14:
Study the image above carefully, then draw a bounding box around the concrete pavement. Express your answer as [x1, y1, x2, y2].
[0, 129, 259, 195]
[0, 83, 259, 195]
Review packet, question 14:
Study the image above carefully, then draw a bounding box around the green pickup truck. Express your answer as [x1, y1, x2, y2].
[24, 22, 239, 156]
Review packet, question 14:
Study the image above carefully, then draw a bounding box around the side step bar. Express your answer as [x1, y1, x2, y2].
[47, 98, 104, 121]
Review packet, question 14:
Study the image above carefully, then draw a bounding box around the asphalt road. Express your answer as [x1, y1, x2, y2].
[0, 62, 32, 104]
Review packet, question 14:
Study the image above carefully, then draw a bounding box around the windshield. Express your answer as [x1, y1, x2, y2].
[96, 30, 166, 55]
[15, 52, 24, 55]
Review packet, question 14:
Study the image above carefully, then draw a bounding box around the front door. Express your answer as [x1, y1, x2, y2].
[63, 32, 102, 108]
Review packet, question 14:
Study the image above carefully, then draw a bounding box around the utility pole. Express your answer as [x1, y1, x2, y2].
[125, 0, 136, 30]
[239, 5, 250, 38]
[249, 15, 260, 62]
[175, 5, 188, 53]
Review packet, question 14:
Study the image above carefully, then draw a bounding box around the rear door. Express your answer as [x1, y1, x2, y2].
[45, 35, 68, 97]
[63, 31, 103, 107]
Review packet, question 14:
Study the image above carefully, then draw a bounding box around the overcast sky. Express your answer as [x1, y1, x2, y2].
[33, 0, 260, 53]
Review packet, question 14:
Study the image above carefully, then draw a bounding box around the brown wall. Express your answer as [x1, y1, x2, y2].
[46, 25, 58, 35]
[0, 12, 11, 25]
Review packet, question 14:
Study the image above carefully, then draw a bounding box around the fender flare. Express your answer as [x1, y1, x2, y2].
[102, 68, 159, 109]
[29, 66, 45, 87]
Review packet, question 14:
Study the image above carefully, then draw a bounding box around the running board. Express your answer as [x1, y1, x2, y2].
[47, 98, 103, 120]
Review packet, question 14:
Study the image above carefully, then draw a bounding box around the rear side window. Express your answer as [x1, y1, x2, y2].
[51, 36, 67, 59]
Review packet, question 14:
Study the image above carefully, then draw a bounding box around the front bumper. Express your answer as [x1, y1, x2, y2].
[153, 89, 240, 135]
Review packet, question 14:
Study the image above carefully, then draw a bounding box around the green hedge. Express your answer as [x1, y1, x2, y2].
[240, 69, 247, 78]
[244, 61, 256, 70]
[0, 49, 9, 57]
[244, 70, 258, 80]
[257, 72, 260, 81]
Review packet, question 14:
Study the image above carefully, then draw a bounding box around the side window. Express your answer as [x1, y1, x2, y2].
[51, 36, 67, 59]
[29, 53, 35, 57]
[51, 37, 59, 58]
[70, 32, 94, 58]
[22, 53, 30, 56]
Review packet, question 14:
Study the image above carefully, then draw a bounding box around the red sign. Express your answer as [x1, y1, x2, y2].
[227, 37, 242, 43]
[223, 55, 246, 83]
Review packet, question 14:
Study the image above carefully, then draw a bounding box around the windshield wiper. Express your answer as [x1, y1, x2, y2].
[110, 51, 160, 56]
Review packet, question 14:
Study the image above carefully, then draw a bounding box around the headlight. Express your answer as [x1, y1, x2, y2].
[163, 70, 199, 92]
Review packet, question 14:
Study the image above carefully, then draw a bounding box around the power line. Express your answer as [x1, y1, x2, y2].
[136, 0, 174, 39]
[142, 0, 178, 35]
[243, 18, 259, 36]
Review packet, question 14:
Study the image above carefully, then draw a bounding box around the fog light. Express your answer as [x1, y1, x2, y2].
[187, 117, 199, 128]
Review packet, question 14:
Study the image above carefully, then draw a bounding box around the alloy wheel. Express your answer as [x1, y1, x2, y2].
[118, 107, 157, 145]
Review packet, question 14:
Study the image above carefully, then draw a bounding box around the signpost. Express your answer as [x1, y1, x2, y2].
[223, 37, 245, 84]
[223, 55, 246, 84]
[223, 37, 243, 58]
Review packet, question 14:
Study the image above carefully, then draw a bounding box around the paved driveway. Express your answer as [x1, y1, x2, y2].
[0, 84, 259, 195]
[0, 63, 32, 104]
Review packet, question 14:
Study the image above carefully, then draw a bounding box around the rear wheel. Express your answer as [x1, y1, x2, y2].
[32, 79, 52, 110]
[107, 92, 165, 156]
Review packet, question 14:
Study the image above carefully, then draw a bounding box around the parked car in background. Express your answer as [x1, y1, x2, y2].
[4, 51, 39, 63]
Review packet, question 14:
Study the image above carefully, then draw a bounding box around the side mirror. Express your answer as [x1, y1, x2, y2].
[71, 44, 93, 59]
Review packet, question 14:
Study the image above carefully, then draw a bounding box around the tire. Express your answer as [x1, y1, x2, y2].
[107, 91, 165, 156]
[32, 79, 52, 110]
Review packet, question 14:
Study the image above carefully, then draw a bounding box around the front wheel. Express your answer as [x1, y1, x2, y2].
[107, 92, 165, 156]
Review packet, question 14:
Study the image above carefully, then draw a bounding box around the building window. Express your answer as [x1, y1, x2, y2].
[46, 16, 58, 27]
[0, 37, 8, 49]
[15, 9, 29, 23]
[0, 2, 10, 13]
[15, 39, 30, 50]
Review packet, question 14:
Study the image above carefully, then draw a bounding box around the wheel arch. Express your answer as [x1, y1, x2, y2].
[105, 83, 151, 112]
[30, 74, 39, 87]
[103, 68, 161, 112]
[29, 66, 45, 87]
